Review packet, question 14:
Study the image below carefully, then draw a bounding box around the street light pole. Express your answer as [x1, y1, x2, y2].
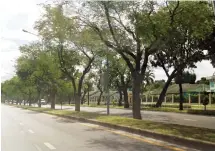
[106, 53, 110, 115]
[212, 1, 215, 16]
[22, 29, 44, 51]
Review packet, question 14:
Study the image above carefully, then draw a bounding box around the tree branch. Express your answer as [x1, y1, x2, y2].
[102, 2, 120, 48]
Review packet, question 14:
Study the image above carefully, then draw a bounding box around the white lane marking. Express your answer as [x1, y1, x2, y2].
[19, 122, 24, 125]
[184, 118, 197, 121]
[28, 129, 35, 134]
[33, 144, 43, 151]
[44, 142, 56, 150]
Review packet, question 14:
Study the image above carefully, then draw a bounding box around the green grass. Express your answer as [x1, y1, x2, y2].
[97, 116, 215, 143]
[47, 110, 102, 119]
[10, 104, 215, 143]
[14, 105, 53, 112]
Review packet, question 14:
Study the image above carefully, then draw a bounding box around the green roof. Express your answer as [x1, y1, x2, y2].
[150, 84, 210, 95]
[90, 91, 118, 97]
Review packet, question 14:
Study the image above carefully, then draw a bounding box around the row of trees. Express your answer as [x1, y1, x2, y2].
[2, 1, 215, 119]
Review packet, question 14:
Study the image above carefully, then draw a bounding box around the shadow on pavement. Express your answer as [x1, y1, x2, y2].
[86, 136, 167, 151]
[24, 111, 43, 114]
[51, 116, 77, 124]
[84, 127, 104, 132]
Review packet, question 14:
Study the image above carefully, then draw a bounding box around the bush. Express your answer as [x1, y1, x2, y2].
[187, 109, 215, 116]
[141, 103, 191, 109]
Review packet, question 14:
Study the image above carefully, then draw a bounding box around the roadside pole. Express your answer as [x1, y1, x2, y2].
[106, 54, 110, 115]
[101, 48, 110, 115]
[88, 85, 90, 106]
[213, 1, 215, 16]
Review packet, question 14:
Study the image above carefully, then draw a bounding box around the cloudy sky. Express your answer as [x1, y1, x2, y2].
[0, 0, 214, 83]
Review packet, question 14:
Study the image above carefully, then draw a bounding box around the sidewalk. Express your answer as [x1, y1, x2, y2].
[44, 104, 215, 130]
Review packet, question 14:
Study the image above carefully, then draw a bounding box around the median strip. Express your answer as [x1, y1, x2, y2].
[10, 104, 215, 150]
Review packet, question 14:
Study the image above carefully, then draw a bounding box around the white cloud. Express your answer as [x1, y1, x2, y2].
[0, 0, 46, 82]
[154, 61, 215, 81]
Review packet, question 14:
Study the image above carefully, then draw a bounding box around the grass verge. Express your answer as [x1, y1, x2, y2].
[10, 104, 215, 144]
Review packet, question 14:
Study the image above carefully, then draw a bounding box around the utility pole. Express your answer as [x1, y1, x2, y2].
[213, 1, 215, 16]
[106, 54, 110, 115]
[101, 48, 110, 115]
[88, 85, 90, 106]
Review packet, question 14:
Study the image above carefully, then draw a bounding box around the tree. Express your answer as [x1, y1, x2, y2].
[34, 4, 100, 112]
[150, 1, 213, 107]
[1, 76, 26, 105]
[109, 57, 131, 108]
[16, 42, 63, 109]
[196, 77, 210, 85]
[199, 26, 215, 67]
[142, 68, 155, 92]
[174, 71, 196, 110]
[175, 71, 196, 84]
[78, 1, 164, 119]
[81, 73, 94, 104]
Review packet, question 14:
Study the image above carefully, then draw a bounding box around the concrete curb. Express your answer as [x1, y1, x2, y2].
[43, 112, 215, 151]
[11, 105, 215, 151]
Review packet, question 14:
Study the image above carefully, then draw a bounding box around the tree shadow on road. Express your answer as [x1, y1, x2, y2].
[86, 136, 167, 151]
[51, 116, 77, 124]
[83, 127, 104, 132]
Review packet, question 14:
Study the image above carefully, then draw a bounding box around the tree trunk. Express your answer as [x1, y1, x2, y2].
[97, 91, 103, 105]
[29, 99, 32, 106]
[37, 91, 41, 108]
[81, 91, 87, 104]
[179, 82, 184, 110]
[132, 73, 142, 119]
[118, 88, 122, 106]
[178, 70, 184, 110]
[75, 94, 81, 111]
[68, 95, 71, 104]
[156, 74, 175, 107]
[50, 89, 56, 109]
[75, 72, 85, 111]
[27, 93, 31, 106]
[123, 87, 129, 108]
[87, 88, 90, 106]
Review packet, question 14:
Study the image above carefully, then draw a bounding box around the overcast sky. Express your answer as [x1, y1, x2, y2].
[0, 0, 214, 83]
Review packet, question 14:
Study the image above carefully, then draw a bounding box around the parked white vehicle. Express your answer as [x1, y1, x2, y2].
[41, 99, 47, 105]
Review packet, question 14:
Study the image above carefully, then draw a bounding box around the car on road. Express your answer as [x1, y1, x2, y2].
[38, 99, 47, 105]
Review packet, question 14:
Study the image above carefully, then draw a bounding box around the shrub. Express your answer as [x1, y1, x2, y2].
[141, 103, 191, 109]
[187, 109, 215, 116]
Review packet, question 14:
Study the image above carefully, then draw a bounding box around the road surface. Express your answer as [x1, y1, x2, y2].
[2, 104, 194, 151]
[43, 104, 215, 129]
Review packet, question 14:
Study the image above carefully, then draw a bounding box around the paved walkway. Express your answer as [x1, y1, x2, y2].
[43, 104, 215, 130]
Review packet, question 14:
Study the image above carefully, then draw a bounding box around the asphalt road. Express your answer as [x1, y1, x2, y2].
[43, 104, 215, 129]
[1, 104, 194, 151]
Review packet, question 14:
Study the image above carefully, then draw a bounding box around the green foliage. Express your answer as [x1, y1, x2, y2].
[175, 71, 196, 84]
[187, 109, 215, 116]
[196, 77, 210, 85]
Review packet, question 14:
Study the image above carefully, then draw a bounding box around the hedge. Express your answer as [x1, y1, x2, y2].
[141, 103, 191, 109]
[187, 109, 215, 116]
